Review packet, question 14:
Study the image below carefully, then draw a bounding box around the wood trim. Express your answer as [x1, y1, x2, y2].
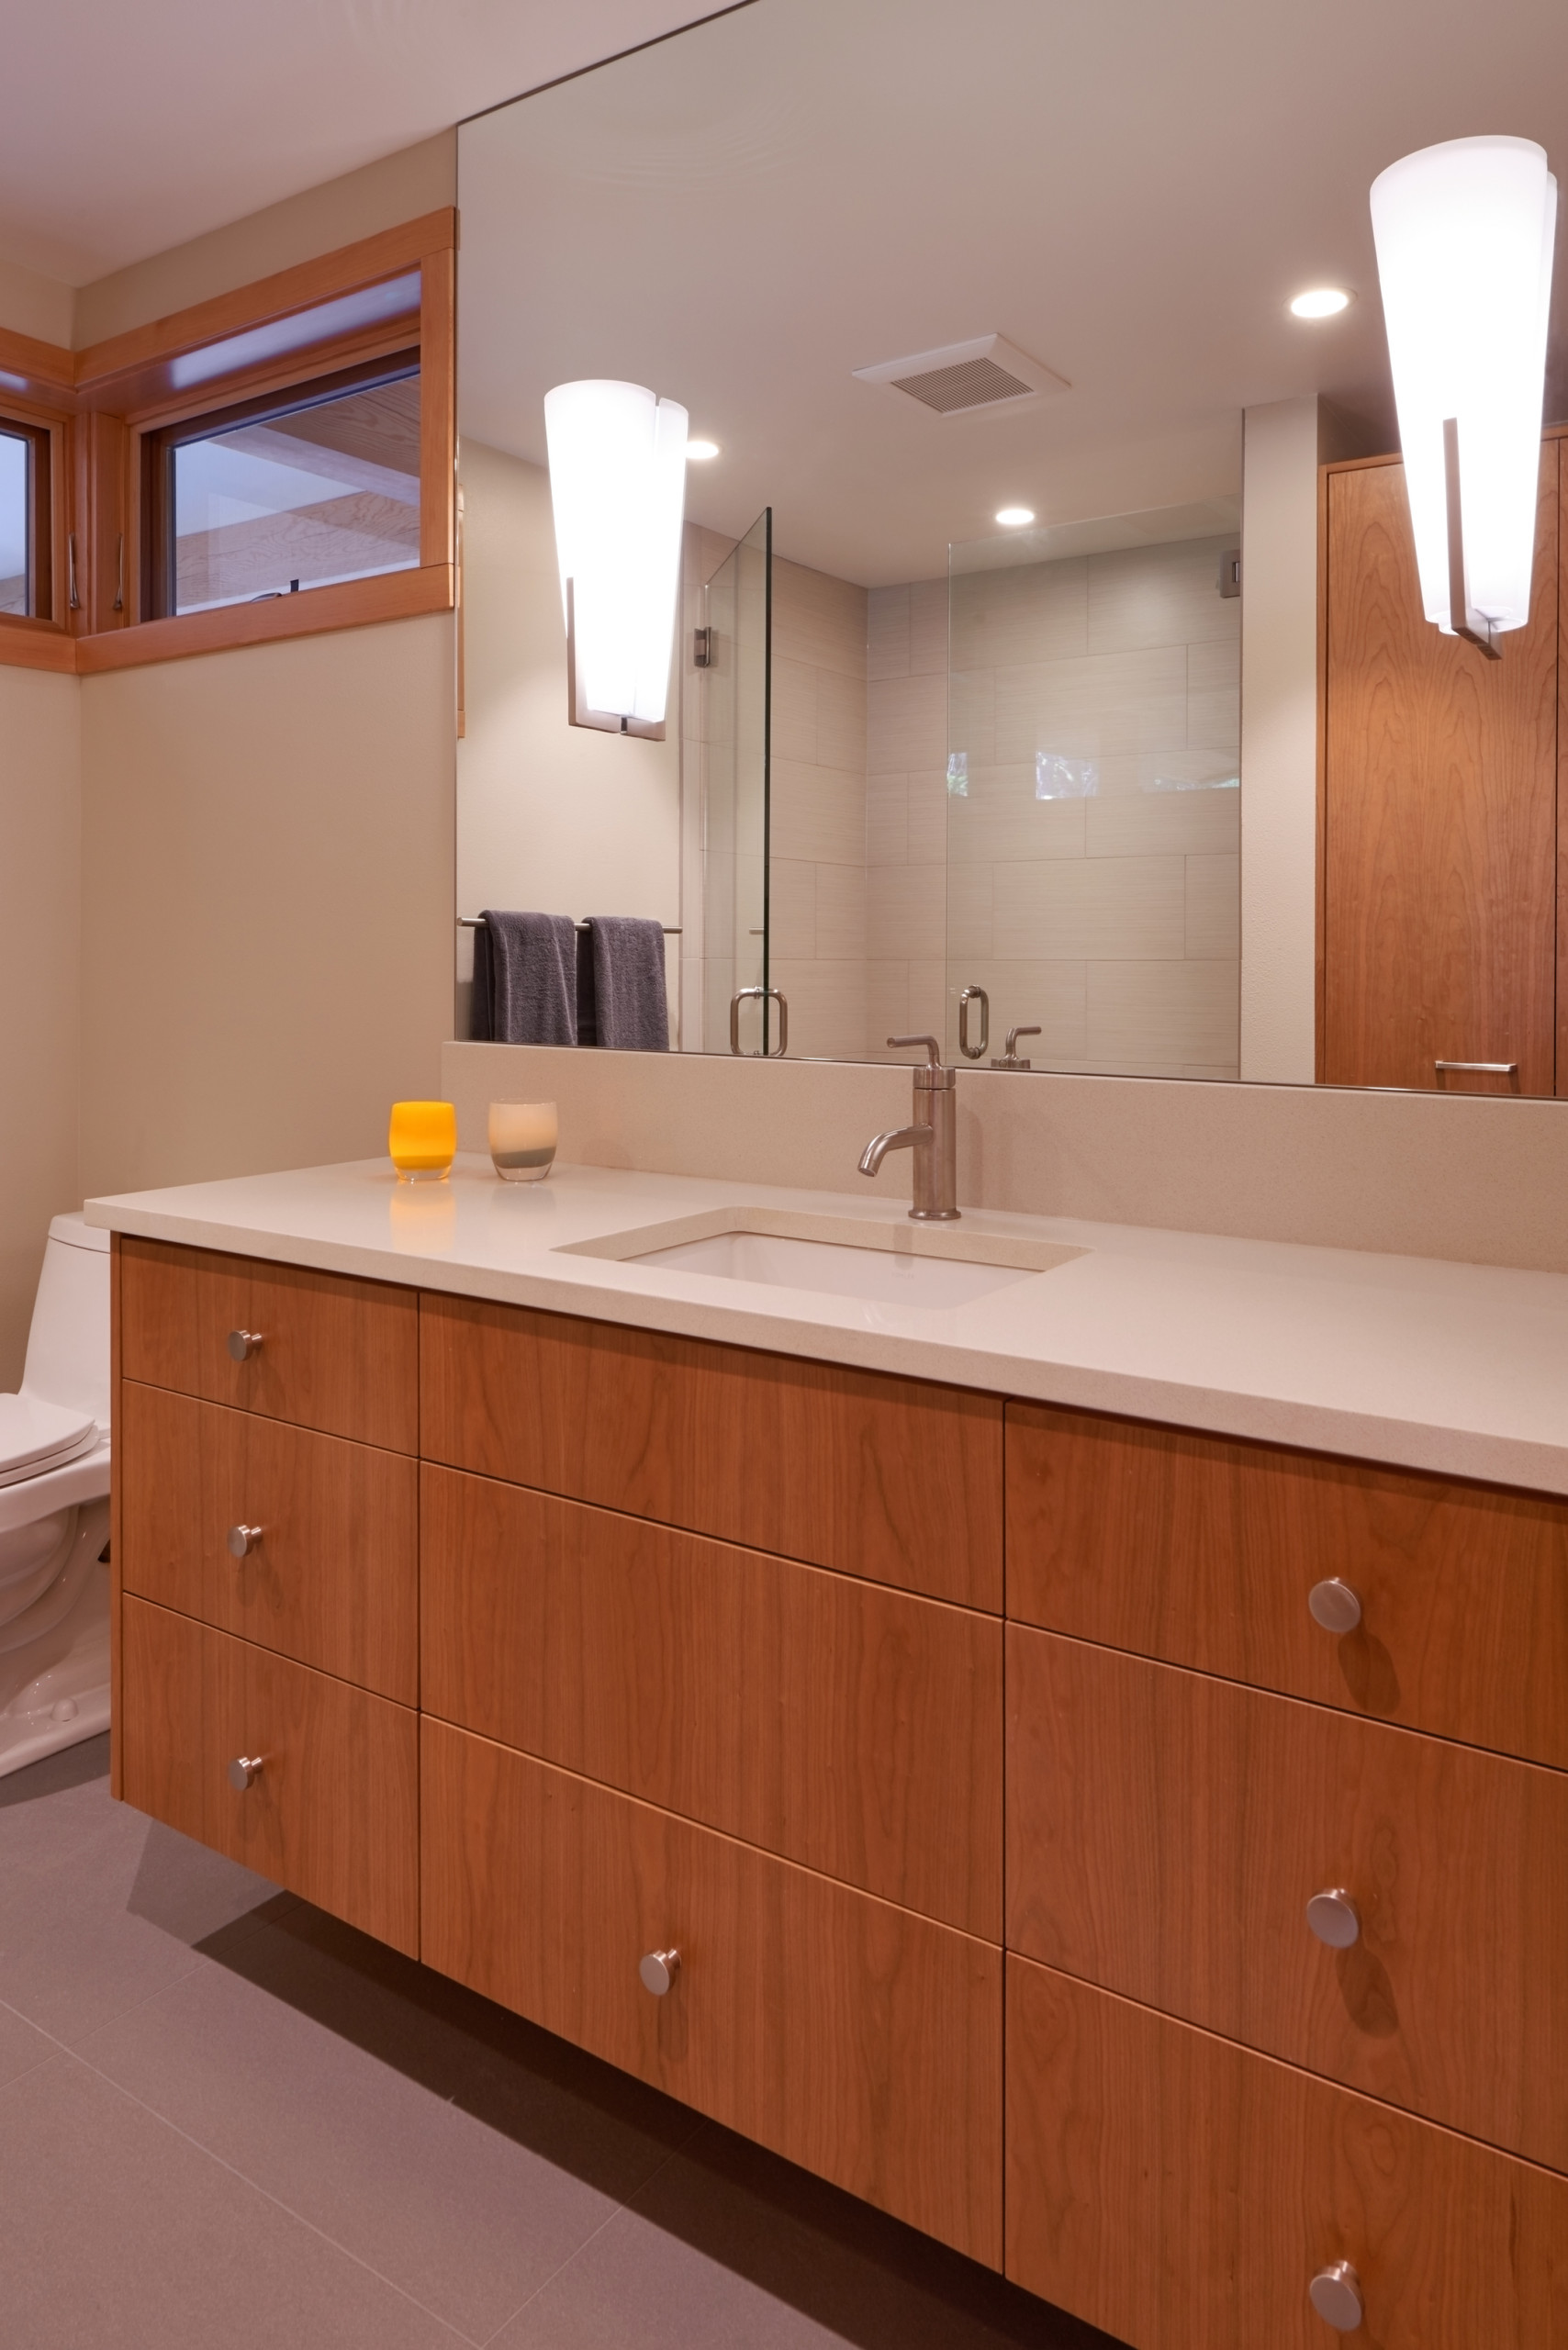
[0, 619, 77, 672]
[108, 1234, 124, 1802]
[117, 324, 422, 439]
[0, 322, 75, 403]
[73, 207, 456, 396]
[75, 560, 454, 673]
[1316, 458, 1330, 1080]
[418, 244, 456, 569]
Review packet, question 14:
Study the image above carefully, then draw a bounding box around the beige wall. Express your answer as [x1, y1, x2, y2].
[80, 613, 454, 1198]
[0, 670, 81, 1383]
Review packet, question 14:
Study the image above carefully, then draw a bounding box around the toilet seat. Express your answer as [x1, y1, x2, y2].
[0, 1394, 98, 1489]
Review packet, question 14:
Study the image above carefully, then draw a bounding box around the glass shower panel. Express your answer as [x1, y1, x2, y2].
[700, 509, 773, 1052]
[945, 502, 1242, 1080]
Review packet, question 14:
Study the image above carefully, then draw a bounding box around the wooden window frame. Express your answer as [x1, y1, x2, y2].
[0, 207, 455, 676]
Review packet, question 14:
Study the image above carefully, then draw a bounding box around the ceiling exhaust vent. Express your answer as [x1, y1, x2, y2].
[853, 333, 1069, 417]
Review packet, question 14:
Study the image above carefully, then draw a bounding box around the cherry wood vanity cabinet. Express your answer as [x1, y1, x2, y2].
[109, 1234, 1568, 2346]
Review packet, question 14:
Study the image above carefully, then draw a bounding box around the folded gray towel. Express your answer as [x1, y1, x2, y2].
[479, 911, 577, 1046]
[584, 917, 669, 1052]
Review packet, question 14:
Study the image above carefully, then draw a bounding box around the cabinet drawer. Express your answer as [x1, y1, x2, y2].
[420, 1293, 1002, 1608]
[420, 1718, 1002, 2266]
[420, 1466, 1001, 1936]
[121, 1382, 417, 1701]
[1007, 1628, 1568, 2169]
[121, 1237, 418, 1452]
[120, 1595, 418, 1955]
[1005, 1400, 1568, 1769]
[1006, 1956, 1568, 2350]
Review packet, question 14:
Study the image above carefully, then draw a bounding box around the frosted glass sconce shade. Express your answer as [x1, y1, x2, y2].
[543, 379, 689, 733]
[1371, 136, 1556, 645]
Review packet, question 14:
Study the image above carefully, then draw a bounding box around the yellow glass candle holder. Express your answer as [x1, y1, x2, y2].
[387, 1100, 456, 1182]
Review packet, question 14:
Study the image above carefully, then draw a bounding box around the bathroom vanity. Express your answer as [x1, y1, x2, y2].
[95, 1159, 1568, 2350]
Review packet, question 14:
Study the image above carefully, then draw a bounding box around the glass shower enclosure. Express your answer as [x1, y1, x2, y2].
[698, 509, 776, 1054]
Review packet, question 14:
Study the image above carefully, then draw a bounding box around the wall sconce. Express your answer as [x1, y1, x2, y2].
[1371, 136, 1556, 659]
[543, 378, 689, 737]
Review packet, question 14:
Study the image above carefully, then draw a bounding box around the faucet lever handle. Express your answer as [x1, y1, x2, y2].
[887, 1034, 943, 1068]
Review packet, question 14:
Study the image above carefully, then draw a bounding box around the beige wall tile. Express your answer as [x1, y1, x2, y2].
[770, 559, 868, 679]
[814, 861, 868, 959]
[866, 960, 909, 1056]
[951, 559, 1088, 670]
[768, 758, 866, 867]
[867, 772, 908, 865]
[869, 860, 946, 960]
[909, 578, 949, 676]
[946, 772, 1086, 866]
[907, 958, 947, 1045]
[868, 585, 910, 681]
[768, 857, 817, 959]
[1187, 682, 1241, 750]
[949, 668, 994, 767]
[906, 768, 948, 863]
[868, 670, 947, 774]
[1086, 788, 1239, 859]
[940, 958, 1088, 1063]
[1185, 853, 1240, 959]
[816, 666, 868, 772]
[1188, 635, 1240, 694]
[993, 854, 1186, 960]
[995, 644, 1189, 765]
[1086, 537, 1238, 655]
[1092, 751, 1241, 796]
[770, 656, 817, 764]
[768, 957, 868, 1062]
[1087, 957, 1240, 1067]
[946, 861, 993, 960]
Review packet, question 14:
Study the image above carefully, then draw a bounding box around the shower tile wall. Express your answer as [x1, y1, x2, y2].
[767, 557, 868, 1060]
[943, 535, 1241, 1077]
[865, 579, 950, 1059]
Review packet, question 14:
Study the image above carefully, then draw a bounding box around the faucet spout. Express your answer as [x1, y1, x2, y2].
[857, 1125, 930, 1178]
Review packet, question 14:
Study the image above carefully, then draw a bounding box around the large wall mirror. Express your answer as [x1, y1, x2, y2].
[455, 0, 1568, 1101]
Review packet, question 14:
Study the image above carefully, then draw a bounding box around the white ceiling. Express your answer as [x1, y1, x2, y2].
[457, 0, 1568, 585]
[0, 0, 727, 284]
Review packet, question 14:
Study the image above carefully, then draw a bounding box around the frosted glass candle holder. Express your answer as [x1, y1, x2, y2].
[388, 1100, 456, 1182]
[489, 1100, 557, 1183]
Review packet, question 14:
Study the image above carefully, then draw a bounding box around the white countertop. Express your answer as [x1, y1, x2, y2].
[86, 1155, 1568, 1496]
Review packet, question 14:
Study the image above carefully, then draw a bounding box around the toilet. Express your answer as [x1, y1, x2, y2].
[0, 1214, 111, 1779]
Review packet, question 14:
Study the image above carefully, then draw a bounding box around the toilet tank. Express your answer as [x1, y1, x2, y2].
[21, 1214, 111, 1435]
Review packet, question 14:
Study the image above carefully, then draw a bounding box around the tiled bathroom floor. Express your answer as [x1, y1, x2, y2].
[0, 1739, 1123, 2350]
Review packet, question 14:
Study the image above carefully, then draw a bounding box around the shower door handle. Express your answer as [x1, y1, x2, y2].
[729, 987, 789, 1057]
[958, 986, 990, 1061]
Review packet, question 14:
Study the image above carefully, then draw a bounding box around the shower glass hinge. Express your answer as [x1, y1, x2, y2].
[693, 625, 714, 667]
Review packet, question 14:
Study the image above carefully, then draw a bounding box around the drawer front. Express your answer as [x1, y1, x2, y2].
[420, 1718, 1002, 2266]
[420, 1466, 1002, 1936]
[120, 1595, 418, 1955]
[121, 1382, 418, 1701]
[1006, 1955, 1568, 2350]
[1005, 1401, 1568, 1768]
[121, 1237, 418, 1452]
[420, 1293, 1002, 1609]
[1007, 1627, 1568, 2169]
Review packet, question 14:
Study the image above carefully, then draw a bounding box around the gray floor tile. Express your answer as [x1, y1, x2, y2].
[494, 2121, 1121, 2350]
[0, 1994, 55, 2089]
[78, 1953, 678, 2344]
[0, 2052, 473, 2350]
[0, 1735, 283, 2044]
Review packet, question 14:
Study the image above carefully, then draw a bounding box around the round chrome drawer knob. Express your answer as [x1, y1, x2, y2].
[1309, 2259, 1364, 2331]
[638, 1947, 681, 1997]
[1306, 1888, 1361, 1949]
[228, 1329, 264, 1362]
[228, 1755, 263, 1793]
[227, 1525, 263, 1560]
[1308, 1578, 1363, 1635]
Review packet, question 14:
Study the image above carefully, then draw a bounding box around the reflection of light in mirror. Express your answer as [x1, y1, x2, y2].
[946, 750, 969, 798]
[544, 378, 688, 725]
[1146, 774, 1239, 793]
[1036, 752, 1098, 800]
[687, 440, 720, 461]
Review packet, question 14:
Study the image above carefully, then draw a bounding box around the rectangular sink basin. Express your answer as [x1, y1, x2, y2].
[557, 1207, 1084, 1310]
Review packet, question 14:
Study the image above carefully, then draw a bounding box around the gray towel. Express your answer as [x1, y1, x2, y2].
[584, 917, 669, 1052]
[479, 911, 577, 1046]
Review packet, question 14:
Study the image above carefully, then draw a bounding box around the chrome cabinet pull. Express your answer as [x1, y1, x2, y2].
[228, 1755, 263, 1792]
[1305, 1888, 1361, 1949]
[729, 987, 788, 1057]
[227, 1329, 264, 1362]
[112, 532, 125, 613]
[638, 1947, 680, 1996]
[1434, 1059, 1519, 1091]
[227, 1525, 263, 1560]
[958, 984, 990, 1060]
[1307, 1578, 1362, 1634]
[67, 532, 81, 610]
[1308, 2261, 1364, 2332]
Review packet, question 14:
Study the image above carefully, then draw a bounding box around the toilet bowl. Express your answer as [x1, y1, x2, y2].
[0, 1214, 111, 1779]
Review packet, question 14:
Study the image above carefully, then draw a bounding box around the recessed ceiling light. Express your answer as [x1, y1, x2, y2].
[995, 506, 1035, 526]
[687, 439, 720, 461]
[1290, 286, 1352, 319]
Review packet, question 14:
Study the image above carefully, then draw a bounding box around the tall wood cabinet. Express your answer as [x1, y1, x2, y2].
[1319, 437, 1564, 1093]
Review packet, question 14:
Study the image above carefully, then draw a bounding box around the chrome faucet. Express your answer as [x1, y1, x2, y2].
[858, 1035, 959, 1221]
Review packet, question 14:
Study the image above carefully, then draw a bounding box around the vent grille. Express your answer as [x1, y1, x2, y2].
[890, 356, 1036, 414]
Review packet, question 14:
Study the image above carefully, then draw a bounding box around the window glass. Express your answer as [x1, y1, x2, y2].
[170, 371, 420, 614]
[0, 432, 28, 616]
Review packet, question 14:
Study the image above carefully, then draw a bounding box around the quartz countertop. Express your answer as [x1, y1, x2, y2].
[85, 1155, 1568, 1496]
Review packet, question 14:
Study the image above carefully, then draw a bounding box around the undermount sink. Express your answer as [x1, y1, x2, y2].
[557, 1207, 1085, 1310]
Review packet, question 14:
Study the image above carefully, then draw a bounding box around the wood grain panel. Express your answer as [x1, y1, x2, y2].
[119, 1593, 205, 1841]
[1007, 1628, 1568, 2168]
[1005, 1401, 1568, 1767]
[419, 1294, 1002, 1609]
[1006, 1955, 1568, 2350]
[109, 1234, 124, 1800]
[420, 1466, 1002, 1936]
[204, 1625, 418, 1953]
[1321, 450, 1559, 1093]
[120, 1238, 418, 1451]
[421, 1720, 1002, 2266]
[120, 1382, 417, 1699]
[73, 559, 454, 673]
